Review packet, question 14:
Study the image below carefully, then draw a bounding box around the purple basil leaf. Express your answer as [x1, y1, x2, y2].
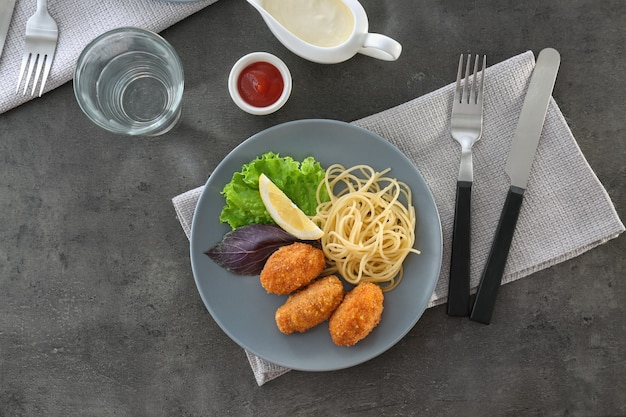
[204, 224, 317, 275]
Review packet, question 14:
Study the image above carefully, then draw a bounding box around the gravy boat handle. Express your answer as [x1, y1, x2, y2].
[359, 33, 402, 61]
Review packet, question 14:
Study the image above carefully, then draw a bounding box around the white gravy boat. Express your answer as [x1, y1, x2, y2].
[246, 0, 402, 64]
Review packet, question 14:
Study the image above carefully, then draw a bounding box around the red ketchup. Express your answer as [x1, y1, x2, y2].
[237, 61, 284, 107]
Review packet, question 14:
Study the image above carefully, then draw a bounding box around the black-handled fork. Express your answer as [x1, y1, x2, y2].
[447, 54, 486, 316]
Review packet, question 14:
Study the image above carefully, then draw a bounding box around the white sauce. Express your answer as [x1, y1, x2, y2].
[263, 0, 355, 47]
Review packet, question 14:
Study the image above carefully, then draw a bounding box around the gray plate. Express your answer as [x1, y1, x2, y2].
[190, 119, 443, 371]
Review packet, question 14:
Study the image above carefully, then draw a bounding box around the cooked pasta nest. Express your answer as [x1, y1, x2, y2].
[313, 164, 420, 291]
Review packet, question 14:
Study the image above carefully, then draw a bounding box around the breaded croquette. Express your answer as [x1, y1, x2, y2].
[260, 242, 326, 295]
[275, 275, 344, 334]
[329, 282, 384, 346]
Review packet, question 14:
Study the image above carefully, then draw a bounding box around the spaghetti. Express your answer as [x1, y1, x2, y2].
[313, 164, 420, 291]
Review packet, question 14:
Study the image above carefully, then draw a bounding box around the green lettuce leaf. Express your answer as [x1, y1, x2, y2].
[219, 152, 329, 229]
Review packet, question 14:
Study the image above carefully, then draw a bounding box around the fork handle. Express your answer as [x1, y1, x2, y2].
[470, 186, 525, 324]
[447, 180, 472, 316]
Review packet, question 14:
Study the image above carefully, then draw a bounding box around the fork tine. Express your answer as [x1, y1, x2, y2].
[16, 54, 30, 94]
[478, 55, 486, 104]
[32, 55, 45, 96]
[470, 55, 479, 104]
[23, 54, 37, 95]
[454, 54, 463, 103]
[462, 55, 471, 104]
[39, 56, 53, 97]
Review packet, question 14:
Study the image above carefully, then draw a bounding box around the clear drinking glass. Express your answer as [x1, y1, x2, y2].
[74, 27, 184, 136]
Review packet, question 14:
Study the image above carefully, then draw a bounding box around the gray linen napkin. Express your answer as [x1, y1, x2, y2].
[0, 0, 218, 114]
[172, 50, 624, 386]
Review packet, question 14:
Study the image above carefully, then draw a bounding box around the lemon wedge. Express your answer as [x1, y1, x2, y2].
[258, 173, 324, 240]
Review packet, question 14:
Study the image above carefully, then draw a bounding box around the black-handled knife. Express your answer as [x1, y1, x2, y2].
[470, 48, 561, 324]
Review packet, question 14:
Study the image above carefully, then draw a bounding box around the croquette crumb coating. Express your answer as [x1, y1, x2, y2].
[275, 275, 344, 334]
[329, 282, 384, 346]
[260, 242, 326, 295]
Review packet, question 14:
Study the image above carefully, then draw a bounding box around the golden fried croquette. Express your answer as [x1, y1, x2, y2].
[329, 282, 384, 346]
[260, 242, 326, 295]
[275, 275, 344, 334]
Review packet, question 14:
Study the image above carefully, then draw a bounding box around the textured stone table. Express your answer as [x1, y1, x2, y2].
[1, 0, 624, 415]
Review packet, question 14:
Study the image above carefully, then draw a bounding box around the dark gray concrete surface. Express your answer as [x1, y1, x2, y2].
[1, 0, 624, 415]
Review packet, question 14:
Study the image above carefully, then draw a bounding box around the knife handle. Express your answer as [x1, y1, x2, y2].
[470, 186, 525, 324]
[447, 180, 472, 316]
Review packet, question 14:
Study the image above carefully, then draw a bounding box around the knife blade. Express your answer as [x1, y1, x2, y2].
[470, 48, 561, 324]
[0, 0, 17, 60]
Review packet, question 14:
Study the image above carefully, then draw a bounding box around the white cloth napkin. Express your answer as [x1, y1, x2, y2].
[0, 0, 218, 114]
[172, 50, 624, 386]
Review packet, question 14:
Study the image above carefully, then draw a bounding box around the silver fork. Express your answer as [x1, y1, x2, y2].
[447, 53, 486, 317]
[16, 0, 58, 97]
